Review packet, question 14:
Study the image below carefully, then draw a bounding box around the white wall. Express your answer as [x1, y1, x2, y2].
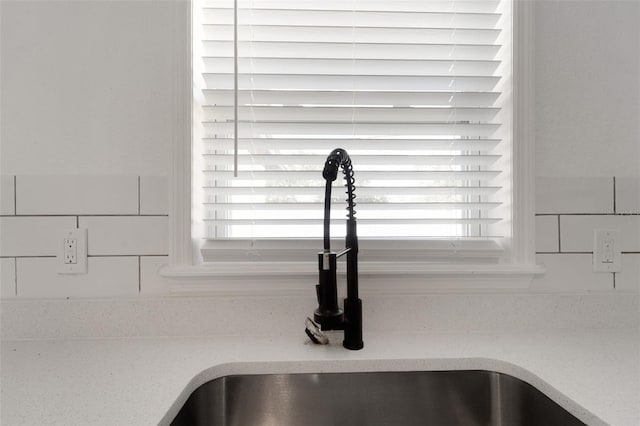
[2, 1, 637, 177]
[0, 0, 639, 298]
[532, 0, 640, 293]
[535, 0, 640, 178]
[0, 0, 178, 176]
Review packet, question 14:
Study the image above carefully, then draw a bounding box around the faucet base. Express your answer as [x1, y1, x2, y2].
[313, 309, 344, 331]
[343, 298, 363, 350]
[343, 341, 364, 351]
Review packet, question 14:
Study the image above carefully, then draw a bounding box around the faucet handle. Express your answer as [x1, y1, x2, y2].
[305, 317, 329, 345]
[336, 247, 351, 259]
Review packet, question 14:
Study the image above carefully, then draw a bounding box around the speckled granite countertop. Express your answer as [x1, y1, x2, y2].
[1, 294, 638, 426]
[1, 329, 638, 426]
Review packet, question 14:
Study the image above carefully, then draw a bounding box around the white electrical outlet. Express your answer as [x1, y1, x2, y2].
[64, 238, 77, 264]
[593, 229, 621, 273]
[58, 229, 88, 274]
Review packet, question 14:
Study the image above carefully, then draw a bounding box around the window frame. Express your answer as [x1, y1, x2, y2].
[162, 0, 542, 291]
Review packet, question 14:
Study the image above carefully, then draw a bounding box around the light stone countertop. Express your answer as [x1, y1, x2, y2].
[1, 329, 639, 426]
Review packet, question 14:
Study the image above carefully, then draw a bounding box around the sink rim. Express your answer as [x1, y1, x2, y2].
[159, 357, 604, 426]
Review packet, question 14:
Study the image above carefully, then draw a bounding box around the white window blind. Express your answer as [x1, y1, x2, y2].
[194, 0, 512, 248]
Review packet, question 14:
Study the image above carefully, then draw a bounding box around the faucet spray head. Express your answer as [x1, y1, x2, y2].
[323, 149, 349, 181]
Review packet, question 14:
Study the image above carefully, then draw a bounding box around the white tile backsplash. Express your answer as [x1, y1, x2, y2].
[140, 256, 172, 294]
[0, 216, 76, 256]
[16, 175, 139, 215]
[1, 258, 17, 298]
[0, 175, 169, 299]
[560, 215, 640, 253]
[533, 176, 639, 293]
[533, 254, 613, 292]
[616, 177, 640, 214]
[80, 216, 168, 256]
[535, 215, 559, 252]
[617, 254, 640, 292]
[16, 256, 139, 298]
[2, 173, 636, 298]
[140, 176, 169, 215]
[1, 175, 16, 215]
[536, 177, 613, 214]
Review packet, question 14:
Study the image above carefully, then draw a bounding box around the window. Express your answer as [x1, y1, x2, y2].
[165, 0, 539, 286]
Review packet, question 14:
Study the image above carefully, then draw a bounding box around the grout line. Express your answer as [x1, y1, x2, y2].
[536, 251, 594, 255]
[0, 252, 166, 259]
[86, 254, 168, 258]
[613, 176, 617, 214]
[0, 214, 168, 218]
[557, 215, 562, 253]
[14, 256, 18, 297]
[549, 213, 640, 216]
[2, 254, 165, 259]
[13, 176, 17, 215]
[138, 256, 142, 293]
[138, 176, 141, 215]
[1, 255, 56, 259]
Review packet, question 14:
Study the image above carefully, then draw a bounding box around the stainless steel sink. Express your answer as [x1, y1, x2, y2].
[170, 370, 585, 426]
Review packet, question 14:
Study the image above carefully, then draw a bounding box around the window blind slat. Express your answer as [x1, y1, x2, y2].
[203, 41, 501, 60]
[203, 138, 502, 152]
[203, 186, 500, 196]
[203, 170, 500, 180]
[205, 154, 500, 167]
[207, 201, 502, 211]
[203, 74, 500, 91]
[203, 8, 501, 29]
[203, 90, 502, 108]
[204, 1, 501, 14]
[204, 106, 500, 123]
[197, 0, 511, 241]
[204, 122, 500, 137]
[205, 218, 502, 226]
[204, 58, 501, 76]
[203, 25, 500, 45]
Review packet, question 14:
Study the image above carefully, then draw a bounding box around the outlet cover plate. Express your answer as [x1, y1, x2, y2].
[593, 229, 622, 273]
[58, 228, 88, 274]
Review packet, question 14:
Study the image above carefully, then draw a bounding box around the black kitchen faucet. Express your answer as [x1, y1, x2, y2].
[306, 148, 363, 351]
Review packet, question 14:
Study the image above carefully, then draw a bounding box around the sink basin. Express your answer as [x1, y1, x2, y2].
[170, 370, 585, 426]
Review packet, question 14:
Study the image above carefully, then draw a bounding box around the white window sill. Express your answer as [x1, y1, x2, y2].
[160, 261, 545, 295]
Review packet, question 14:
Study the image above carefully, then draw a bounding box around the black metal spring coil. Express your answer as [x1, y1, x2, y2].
[342, 157, 357, 220]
